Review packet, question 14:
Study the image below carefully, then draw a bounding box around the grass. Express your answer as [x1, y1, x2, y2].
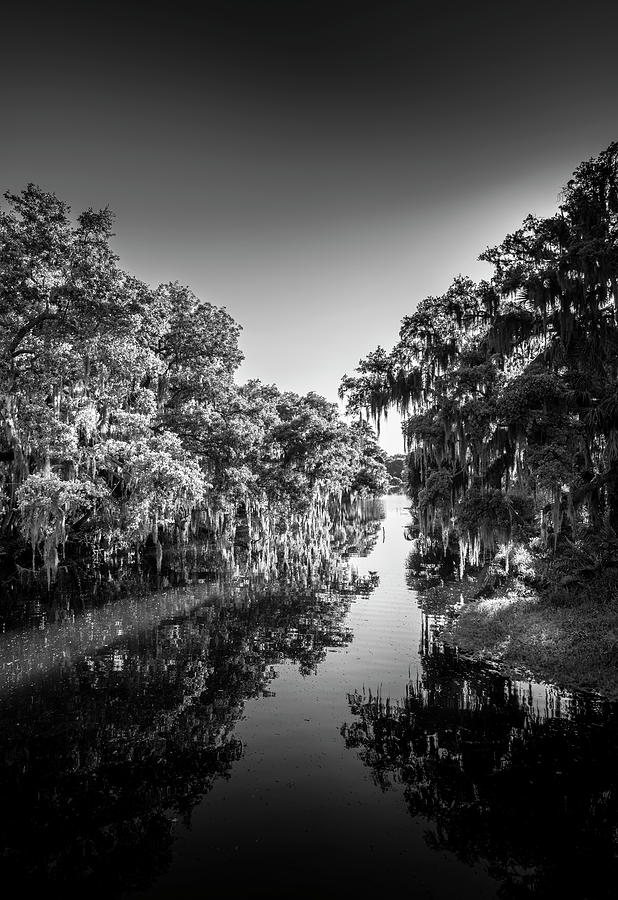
[438, 573, 618, 700]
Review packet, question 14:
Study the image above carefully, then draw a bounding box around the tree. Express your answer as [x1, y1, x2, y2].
[0, 185, 387, 580]
[340, 142, 618, 577]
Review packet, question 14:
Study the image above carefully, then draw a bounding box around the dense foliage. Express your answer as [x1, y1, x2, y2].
[384, 452, 407, 493]
[341, 142, 618, 578]
[0, 185, 387, 580]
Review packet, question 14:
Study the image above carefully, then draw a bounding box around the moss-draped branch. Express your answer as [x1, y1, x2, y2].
[340, 142, 618, 573]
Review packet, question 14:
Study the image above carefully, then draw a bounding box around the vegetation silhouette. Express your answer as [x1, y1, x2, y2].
[342, 646, 618, 898]
[0, 535, 382, 893]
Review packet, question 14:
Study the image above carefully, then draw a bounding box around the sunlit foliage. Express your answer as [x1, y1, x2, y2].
[0, 185, 387, 579]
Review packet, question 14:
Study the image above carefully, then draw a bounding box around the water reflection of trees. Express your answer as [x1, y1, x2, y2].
[405, 537, 457, 590]
[0, 498, 383, 892]
[0, 584, 362, 893]
[342, 647, 618, 898]
[0, 499, 384, 894]
[0, 496, 385, 631]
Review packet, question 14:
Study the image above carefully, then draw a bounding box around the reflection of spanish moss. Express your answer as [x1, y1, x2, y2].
[0, 496, 385, 629]
[0, 498, 385, 891]
[342, 651, 618, 898]
[405, 536, 457, 590]
[0, 586, 358, 893]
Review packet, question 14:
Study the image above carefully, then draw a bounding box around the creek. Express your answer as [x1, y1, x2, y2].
[0, 495, 616, 898]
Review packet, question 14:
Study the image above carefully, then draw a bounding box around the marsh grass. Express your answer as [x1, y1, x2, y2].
[439, 572, 618, 699]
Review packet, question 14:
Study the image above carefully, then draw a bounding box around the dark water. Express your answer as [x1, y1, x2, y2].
[1, 496, 617, 899]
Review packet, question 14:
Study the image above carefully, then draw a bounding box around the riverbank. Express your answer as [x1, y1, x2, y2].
[437, 571, 618, 700]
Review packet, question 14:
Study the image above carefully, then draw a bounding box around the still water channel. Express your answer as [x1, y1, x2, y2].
[1, 495, 617, 898]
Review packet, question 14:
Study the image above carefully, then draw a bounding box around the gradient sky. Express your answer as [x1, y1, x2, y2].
[2, 1, 618, 451]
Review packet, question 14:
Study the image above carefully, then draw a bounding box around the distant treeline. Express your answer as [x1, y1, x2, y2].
[0, 185, 387, 580]
[341, 142, 618, 594]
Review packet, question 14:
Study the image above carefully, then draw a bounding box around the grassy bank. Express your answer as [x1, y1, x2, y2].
[437, 573, 618, 700]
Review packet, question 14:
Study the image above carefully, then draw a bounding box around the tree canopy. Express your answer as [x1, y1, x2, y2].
[0, 185, 388, 581]
[340, 142, 618, 577]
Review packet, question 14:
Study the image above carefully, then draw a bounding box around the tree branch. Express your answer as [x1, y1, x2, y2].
[9, 312, 59, 356]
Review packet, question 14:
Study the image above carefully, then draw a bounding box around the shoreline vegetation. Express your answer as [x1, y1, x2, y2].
[0, 186, 389, 588]
[341, 142, 618, 702]
[435, 570, 618, 701]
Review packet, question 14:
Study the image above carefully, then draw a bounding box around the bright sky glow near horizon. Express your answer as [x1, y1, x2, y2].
[2, 1, 618, 453]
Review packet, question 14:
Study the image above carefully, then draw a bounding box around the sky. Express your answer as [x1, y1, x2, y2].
[2, 1, 618, 452]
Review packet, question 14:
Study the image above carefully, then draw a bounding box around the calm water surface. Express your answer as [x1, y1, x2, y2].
[1, 495, 617, 898]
